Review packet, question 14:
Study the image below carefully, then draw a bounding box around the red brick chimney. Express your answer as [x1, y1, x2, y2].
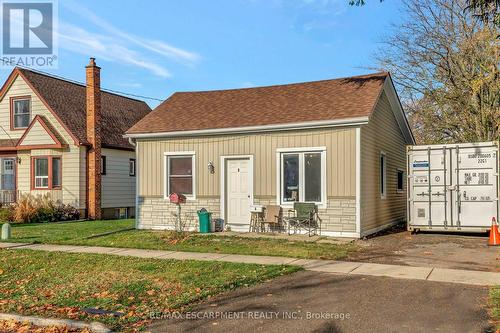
[86, 57, 102, 220]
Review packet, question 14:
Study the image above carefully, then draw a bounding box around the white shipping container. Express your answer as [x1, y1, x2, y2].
[407, 141, 499, 233]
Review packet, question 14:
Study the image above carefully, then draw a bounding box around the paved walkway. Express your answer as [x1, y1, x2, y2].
[1, 242, 499, 286]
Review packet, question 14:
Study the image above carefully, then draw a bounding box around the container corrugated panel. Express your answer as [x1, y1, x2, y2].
[407, 141, 499, 232]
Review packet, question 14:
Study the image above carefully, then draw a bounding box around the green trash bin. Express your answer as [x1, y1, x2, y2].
[197, 209, 212, 233]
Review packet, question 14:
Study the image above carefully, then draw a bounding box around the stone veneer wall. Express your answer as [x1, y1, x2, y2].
[137, 196, 357, 235]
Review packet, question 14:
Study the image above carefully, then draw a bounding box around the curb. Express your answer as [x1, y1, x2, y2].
[0, 313, 112, 333]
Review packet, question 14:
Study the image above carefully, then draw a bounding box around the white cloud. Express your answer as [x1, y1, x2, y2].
[57, 22, 171, 78]
[61, 0, 200, 66]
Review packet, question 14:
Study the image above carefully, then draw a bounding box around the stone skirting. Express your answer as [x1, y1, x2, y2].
[136, 196, 357, 235]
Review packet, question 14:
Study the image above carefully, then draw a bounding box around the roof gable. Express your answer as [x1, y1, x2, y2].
[17, 115, 66, 150]
[127, 72, 389, 135]
[2, 68, 152, 150]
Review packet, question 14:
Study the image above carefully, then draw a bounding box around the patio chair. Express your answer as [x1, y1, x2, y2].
[285, 202, 321, 236]
[261, 205, 283, 233]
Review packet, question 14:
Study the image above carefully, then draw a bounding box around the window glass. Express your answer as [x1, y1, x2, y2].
[397, 170, 404, 192]
[304, 153, 321, 202]
[2, 158, 15, 191]
[52, 157, 61, 187]
[168, 156, 193, 195]
[101, 156, 106, 175]
[283, 154, 299, 202]
[129, 159, 136, 176]
[35, 158, 49, 188]
[13, 99, 30, 128]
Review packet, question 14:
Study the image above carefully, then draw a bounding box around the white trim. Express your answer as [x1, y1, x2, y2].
[129, 159, 136, 176]
[355, 127, 361, 234]
[383, 77, 416, 145]
[219, 155, 254, 222]
[163, 151, 196, 200]
[276, 146, 326, 153]
[125, 117, 369, 139]
[380, 151, 387, 200]
[276, 147, 327, 209]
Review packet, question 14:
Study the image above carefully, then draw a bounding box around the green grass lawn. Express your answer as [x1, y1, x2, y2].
[0, 249, 299, 331]
[1, 219, 356, 260]
[491, 286, 500, 330]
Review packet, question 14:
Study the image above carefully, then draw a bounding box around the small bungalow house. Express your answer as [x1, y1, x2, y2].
[126, 72, 415, 237]
[0, 58, 151, 219]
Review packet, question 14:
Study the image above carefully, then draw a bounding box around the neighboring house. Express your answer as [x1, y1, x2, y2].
[126, 72, 415, 237]
[0, 58, 151, 219]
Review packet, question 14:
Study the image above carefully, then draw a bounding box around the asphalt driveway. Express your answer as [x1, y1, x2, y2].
[349, 226, 498, 272]
[148, 271, 494, 333]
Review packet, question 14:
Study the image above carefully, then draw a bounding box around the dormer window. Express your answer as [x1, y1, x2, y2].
[11, 97, 31, 129]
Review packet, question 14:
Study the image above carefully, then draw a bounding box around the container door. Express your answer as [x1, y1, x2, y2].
[409, 147, 452, 228]
[452, 145, 498, 228]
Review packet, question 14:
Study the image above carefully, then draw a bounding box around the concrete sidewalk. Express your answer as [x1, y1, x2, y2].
[1, 242, 499, 286]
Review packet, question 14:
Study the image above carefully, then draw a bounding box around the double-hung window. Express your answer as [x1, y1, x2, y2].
[164, 152, 195, 199]
[278, 147, 326, 206]
[32, 156, 62, 190]
[12, 97, 31, 129]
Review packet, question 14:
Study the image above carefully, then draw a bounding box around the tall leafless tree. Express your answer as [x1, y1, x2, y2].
[376, 0, 499, 144]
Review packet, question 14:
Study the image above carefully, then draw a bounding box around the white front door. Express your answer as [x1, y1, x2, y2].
[225, 158, 252, 230]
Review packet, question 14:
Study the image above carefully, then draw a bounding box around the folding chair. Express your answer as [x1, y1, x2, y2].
[285, 202, 320, 236]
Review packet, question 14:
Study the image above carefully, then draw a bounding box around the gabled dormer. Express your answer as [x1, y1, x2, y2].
[16, 115, 67, 150]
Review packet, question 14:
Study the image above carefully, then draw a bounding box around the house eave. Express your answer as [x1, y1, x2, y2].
[125, 117, 370, 139]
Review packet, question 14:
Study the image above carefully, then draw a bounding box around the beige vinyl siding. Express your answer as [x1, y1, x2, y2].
[101, 148, 136, 208]
[360, 91, 407, 234]
[0, 75, 71, 144]
[0, 75, 85, 209]
[16, 146, 83, 208]
[18, 121, 57, 145]
[79, 146, 87, 210]
[137, 127, 356, 199]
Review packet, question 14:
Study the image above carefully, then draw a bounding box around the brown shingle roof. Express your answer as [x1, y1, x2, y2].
[0, 138, 18, 150]
[127, 72, 388, 135]
[17, 68, 151, 149]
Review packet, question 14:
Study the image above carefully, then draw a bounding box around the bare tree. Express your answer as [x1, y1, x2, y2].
[376, 0, 499, 144]
[466, 0, 500, 26]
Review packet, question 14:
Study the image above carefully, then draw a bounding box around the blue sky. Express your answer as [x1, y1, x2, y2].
[1, 0, 405, 107]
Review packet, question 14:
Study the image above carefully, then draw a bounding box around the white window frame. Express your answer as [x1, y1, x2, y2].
[397, 169, 404, 193]
[380, 151, 387, 199]
[12, 98, 31, 129]
[276, 147, 327, 208]
[164, 151, 196, 200]
[34, 157, 49, 189]
[129, 159, 136, 176]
